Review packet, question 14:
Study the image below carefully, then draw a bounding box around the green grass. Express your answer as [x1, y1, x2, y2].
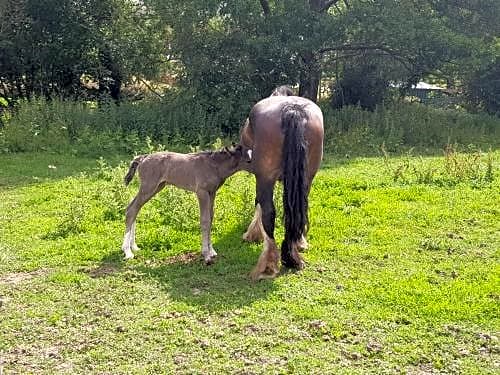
[0, 151, 499, 374]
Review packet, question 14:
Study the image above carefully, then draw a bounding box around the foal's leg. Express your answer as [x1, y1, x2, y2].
[122, 182, 163, 259]
[131, 221, 139, 251]
[250, 178, 279, 281]
[197, 190, 217, 265]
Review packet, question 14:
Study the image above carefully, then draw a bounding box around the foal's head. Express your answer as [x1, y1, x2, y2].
[211, 144, 252, 175]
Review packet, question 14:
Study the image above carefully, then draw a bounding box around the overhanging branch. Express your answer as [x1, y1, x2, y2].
[319, 44, 413, 71]
[320, 0, 343, 12]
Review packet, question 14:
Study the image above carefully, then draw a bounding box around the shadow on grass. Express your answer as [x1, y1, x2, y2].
[135, 221, 279, 312]
[0, 152, 126, 189]
[90, 218, 279, 312]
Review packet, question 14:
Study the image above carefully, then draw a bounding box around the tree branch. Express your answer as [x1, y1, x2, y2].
[319, 44, 414, 71]
[138, 78, 164, 99]
[259, 0, 270, 15]
[319, 44, 388, 54]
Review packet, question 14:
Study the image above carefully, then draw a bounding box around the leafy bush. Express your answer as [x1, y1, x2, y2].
[0, 93, 232, 155]
[464, 58, 500, 116]
[330, 61, 390, 111]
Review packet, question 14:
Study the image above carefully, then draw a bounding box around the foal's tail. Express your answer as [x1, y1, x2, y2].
[281, 104, 308, 248]
[124, 155, 146, 186]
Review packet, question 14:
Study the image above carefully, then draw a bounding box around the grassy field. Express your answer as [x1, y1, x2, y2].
[0, 150, 499, 374]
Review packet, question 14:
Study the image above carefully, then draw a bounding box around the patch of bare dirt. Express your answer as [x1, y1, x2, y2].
[163, 252, 199, 265]
[83, 263, 120, 278]
[0, 269, 49, 285]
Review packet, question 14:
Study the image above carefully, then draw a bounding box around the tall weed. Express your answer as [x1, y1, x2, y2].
[382, 143, 496, 186]
[1, 96, 499, 156]
[94, 158, 131, 221]
[321, 103, 500, 155]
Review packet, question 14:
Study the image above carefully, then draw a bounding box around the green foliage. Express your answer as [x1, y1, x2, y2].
[0, 95, 230, 155]
[147, 0, 500, 106]
[321, 102, 500, 155]
[330, 58, 391, 110]
[464, 57, 500, 115]
[1, 98, 499, 157]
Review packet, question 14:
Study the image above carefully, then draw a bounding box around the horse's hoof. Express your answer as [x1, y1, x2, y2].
[123, 252, 134, 260]
[242, 231, 263, 243]
[297, 237, 309, 252]
[281, 253, 304, 270]
[282, 259, 305, 270]
[249, 266, 279, 282]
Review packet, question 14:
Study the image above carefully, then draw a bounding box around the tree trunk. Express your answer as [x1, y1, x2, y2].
[297, 0, 335, 102]
[298, 52, 321, 102]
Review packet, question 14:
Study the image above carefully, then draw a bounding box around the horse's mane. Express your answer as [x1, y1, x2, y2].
[197, 147, 235, 160]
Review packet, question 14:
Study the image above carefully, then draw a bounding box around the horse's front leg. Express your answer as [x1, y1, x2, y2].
[197, 190, 217, 265]
[242, 201, 264, 242]
[250, 177, 279, 281]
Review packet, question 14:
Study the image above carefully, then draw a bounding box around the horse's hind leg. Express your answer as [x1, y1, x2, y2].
[250, 178, 279, 281]
[122, 182, 163, 259]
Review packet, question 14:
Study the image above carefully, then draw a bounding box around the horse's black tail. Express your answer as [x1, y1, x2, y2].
[280, 104, 308, 267]
[124, 155, 145, 186]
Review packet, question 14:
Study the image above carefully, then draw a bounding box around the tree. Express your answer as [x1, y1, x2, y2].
[0, 0, 166, 102]
[150, 0, 498, 105]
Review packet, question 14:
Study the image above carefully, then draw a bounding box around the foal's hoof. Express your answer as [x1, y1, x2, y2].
[202, 249, 217, 265]
[123, 252, 135, 260]
[204, 255, 217, 265]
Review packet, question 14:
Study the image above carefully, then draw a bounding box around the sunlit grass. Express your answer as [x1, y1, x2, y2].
[0, 151, 499, 374]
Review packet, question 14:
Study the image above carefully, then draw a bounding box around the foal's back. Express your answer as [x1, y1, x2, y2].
[138, 151, 220, 193]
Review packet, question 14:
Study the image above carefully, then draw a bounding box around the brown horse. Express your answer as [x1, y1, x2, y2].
[239, 93, 324, 280]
